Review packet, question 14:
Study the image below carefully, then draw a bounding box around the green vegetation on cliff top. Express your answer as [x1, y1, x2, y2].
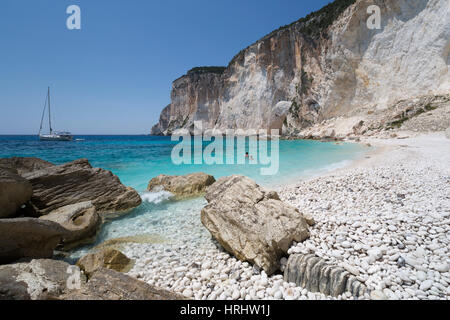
[269, 0, 356, 39]
[187, 66, 226, 75]
[174, 66, 226, 82]
[175, 0, 356, 81]
[229, 0, 356, 66]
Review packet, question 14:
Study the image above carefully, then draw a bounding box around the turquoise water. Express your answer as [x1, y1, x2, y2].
[0, 135, 368, 190]
[0, 135, 369, 259]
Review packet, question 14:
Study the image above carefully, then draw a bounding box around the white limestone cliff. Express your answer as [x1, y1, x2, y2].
[151, 0, 449, 138]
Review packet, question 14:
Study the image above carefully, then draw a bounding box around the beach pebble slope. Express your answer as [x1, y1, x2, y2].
[279, 134, 450, 300]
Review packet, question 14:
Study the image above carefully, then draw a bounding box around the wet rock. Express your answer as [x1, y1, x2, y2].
[147, 172, 215, 199]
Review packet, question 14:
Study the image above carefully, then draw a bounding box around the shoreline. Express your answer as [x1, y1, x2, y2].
[118, 131, 449, 300]
[277, 131, 450, 300]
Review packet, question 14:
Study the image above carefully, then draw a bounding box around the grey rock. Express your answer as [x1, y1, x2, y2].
[284, 254, 368, 298]
[397, 256, 406, 268]
[60, 268, 185, 300]
[0, 259, 85, 300]
[0, 266, 31, 300]
[0, 259, 182, 300]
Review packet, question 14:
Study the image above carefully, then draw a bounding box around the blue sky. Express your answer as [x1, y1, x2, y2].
[0, 0, 332, 134]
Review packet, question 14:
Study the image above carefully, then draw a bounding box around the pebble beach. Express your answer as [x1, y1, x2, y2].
[120, 132, 450, 300]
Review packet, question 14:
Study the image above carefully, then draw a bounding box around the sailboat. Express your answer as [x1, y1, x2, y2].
[39, 87, 73, 141]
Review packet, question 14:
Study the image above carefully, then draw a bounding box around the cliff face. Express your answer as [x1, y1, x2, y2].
[151, 0, 450, 137]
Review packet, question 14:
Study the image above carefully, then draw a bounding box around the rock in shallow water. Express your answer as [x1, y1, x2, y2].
[147, 172, 215, 199]
[76, 248, 134, 276]
[201, 175, 310, 275]
[24, 159, 141, 217]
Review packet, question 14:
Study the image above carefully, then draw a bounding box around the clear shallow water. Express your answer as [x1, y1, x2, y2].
[0, 135, 368, 189]
[0, 135, 369, 259]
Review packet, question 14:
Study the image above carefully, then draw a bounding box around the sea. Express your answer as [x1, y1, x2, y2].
[0, 135, 369, 260]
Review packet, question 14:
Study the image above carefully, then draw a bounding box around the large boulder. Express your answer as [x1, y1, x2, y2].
[0, 169, 33, 218]
[76, 248, 133, 276]
[60, 268, 185, 300]
[147, 173, 216, 199]
[201, 175, 310, 275]
[0, 157, 54, 176]
[23, 159, 142, 217]
[0, 218, 68, 264]
[39, 201, 101, 249]
[0, 259, 85, 300]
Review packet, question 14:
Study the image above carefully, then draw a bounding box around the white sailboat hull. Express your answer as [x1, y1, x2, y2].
[39, 134, 73, 141]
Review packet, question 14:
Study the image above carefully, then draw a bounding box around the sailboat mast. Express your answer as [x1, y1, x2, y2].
[39, 90, 47, 136]
[48, 86, 52, 134]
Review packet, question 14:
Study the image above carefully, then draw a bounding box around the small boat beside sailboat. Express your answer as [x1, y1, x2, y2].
[39, 87, 73, 141]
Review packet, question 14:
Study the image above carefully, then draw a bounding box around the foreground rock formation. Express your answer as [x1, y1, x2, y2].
[39, 202, 101, 249]
[284, 254, 369, 298]
[201, 175, 310, 275]
[61, 268, 185, 300]
[0, 169, 32, 218]
[147, 172, 216, 199]
[0, 259, 84, 300]
[0, 218, 68, 264]
[24, 158, 141, 217]
[0, 157, 54, 175]
[0, 259, 183, 300]
[0, 157, 142, 262]
[152, 0, 449, 138]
